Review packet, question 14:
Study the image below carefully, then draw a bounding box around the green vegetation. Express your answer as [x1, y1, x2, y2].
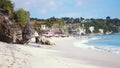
[32, 16, 120, 34]
[0, 0, 29, 29]
[14, 8, 29, 28]
[31, 17, 65, 34]
[1, 0, 120, 35]
[0, 0, 14, 15]
[62, 17, 120, 34]
[89, 18, 119, 34]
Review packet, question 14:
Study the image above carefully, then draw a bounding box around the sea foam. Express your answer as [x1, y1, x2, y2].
[74, 35, 120, 54]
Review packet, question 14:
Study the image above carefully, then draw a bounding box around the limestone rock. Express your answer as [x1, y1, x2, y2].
[0, 13, 22, 43]
[22, 20, 35, 44]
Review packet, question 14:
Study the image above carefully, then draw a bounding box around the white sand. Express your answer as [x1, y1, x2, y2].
[0, 37, 120, 68]
[0, 42, 31, 68]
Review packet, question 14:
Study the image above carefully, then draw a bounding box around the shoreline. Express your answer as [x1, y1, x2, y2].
[74, 35, 120, 54]
[49, 37, 120, 68]
[0, 36, 120, 68]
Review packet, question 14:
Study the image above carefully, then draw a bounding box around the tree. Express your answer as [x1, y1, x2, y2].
[56, 19, 64, 29]
[15, 8, 29, 28]
[59, 19, 65, 33]
[74, 18, 80, 23]
[106, 16, 111, 20]
[45, 19, 53, 27]
[49, 16, 56, 21]
[0, 0, 14, 15]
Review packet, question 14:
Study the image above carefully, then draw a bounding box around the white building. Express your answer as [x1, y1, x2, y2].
[41, 25, 46, 30]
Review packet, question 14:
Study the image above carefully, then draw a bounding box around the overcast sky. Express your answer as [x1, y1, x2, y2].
[12, 0, 120, 19]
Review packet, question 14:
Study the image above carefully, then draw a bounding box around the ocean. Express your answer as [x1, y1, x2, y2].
[74, 34, 120, 54]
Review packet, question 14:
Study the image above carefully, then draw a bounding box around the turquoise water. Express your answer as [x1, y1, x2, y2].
[87, 34, 120, 47]
[86, 34, 120, 53]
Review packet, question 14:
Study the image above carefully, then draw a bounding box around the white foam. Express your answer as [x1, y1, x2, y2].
[74, 38, 94, 49]
[74, 36, 120, 54]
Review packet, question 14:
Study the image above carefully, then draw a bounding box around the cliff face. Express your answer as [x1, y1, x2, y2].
[0, 12, 35, 44]
[0, 13, 22, 43]
[22, 21, 35, 44]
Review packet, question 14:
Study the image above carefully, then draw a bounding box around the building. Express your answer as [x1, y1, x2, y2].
[41, 25, 46, 30]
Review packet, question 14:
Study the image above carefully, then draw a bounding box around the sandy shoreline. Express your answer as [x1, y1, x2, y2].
[0, 37, 120, 68]
[50, 37, 120, 68]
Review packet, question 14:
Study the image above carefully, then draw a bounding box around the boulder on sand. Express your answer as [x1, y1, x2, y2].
[22, 20, 35, 44]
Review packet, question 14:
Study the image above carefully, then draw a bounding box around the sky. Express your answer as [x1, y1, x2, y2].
[12, 0, 120, 19]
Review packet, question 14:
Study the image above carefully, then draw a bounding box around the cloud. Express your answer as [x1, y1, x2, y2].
[12, 0, 100, 18]
[76, 0, 100, 7]
[76, 0, 83, 6]
[12, 0, 33, 10]
[12, 0, 61, 14]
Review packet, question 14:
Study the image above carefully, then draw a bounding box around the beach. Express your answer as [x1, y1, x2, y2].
[0, 37, 120, 68]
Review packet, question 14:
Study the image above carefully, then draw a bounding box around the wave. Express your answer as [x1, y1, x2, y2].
[74, 35, 120, 54]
